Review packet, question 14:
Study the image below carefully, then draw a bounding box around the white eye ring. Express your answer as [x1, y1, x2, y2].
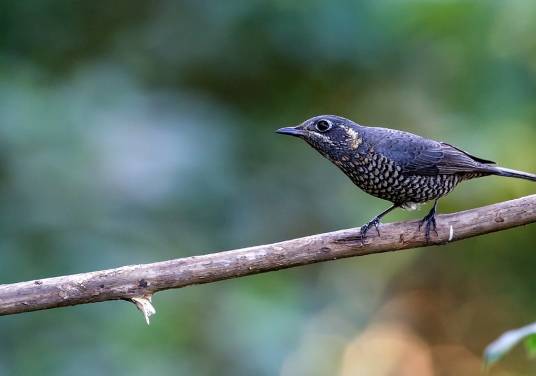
[315, 119, 332, 133]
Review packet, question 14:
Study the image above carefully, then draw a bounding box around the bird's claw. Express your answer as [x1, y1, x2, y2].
[419, 213, 438, 242]
[360, 217, 382, 242]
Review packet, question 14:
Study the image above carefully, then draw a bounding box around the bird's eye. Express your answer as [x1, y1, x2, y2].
[315, 120, 332, 133]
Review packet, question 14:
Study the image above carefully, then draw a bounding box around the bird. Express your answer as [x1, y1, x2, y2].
[276, 115, 536, 241]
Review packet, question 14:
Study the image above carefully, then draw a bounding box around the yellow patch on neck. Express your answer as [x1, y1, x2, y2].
[347, 128, 362, 150]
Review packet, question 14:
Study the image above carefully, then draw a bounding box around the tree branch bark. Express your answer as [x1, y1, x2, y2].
[1, 194, 535, 319]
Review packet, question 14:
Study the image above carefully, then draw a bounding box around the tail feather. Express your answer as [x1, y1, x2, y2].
[491, 166, 536, 182]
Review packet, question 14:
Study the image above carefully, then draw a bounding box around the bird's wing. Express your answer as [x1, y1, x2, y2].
[369, 128, 495, 176]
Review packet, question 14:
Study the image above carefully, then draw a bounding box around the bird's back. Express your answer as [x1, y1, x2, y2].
[360, 125, 495, 176]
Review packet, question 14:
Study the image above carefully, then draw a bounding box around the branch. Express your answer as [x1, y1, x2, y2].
[1, 194, 535, 320]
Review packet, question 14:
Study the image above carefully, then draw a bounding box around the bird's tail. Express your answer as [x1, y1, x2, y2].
[490, 166, 536, 182]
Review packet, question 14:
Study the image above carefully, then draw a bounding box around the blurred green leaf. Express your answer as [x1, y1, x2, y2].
[525, 334, 536, 359]
[484, 322, 536, 368]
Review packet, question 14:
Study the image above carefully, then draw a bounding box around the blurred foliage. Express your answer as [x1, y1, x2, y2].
[485, 322, 536, 370]
[525, 335, 536, 359]
[1, 1, 536, 375]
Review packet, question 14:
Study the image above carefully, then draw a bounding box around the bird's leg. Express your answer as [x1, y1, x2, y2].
[360, 205, 397, 240]
[419, 200, 439, 242]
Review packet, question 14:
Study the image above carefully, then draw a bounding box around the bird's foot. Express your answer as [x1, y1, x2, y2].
[360, 217, 382, 241]
[419, 211, 438, 242]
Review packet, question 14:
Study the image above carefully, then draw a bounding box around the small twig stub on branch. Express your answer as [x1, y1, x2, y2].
[130, 296, 156, 325]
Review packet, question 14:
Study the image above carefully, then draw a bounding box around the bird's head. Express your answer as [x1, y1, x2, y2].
[276, 115, 364, 160]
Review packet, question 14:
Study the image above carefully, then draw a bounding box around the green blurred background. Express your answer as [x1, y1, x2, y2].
[1, 1, 535, 375]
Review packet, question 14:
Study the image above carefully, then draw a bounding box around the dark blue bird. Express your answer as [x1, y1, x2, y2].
[277, 115, 536, 240]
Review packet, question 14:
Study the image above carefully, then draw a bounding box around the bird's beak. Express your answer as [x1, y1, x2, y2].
[276, 126, 306, 137]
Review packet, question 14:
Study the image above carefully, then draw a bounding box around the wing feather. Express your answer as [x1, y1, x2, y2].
[367, 127, 495, 176]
